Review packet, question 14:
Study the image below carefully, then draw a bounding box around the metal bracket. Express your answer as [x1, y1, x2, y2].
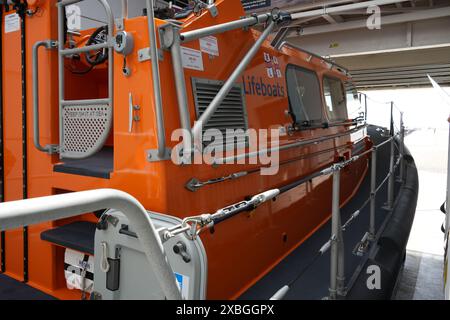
[186, 178, 201, 192]
[45, 144, 59, 154]
[115, 18, 124, 31]
[158, 21, 182, 50]
[353, 232, 371, 256]
[90, 291, 103, 300]
[137, 47, 164, 62]
[146, 148, 172, 162]
[207, 4, 218, 18]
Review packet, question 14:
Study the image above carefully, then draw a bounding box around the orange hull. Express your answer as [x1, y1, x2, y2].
[0, 0, 369, 299]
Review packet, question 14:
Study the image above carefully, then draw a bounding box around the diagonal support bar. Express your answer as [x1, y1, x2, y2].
[192, 20, 276, 142]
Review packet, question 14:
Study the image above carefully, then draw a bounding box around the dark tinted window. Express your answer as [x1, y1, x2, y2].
[323, 77, 348, 122]
[286, 66, 323, 126]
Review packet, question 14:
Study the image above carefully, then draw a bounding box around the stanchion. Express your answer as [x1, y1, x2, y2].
[329, 167, 345, 299]
[398, 112, 405, 182]
[369, 148, 377, 239]
[385, 102, 395, 210]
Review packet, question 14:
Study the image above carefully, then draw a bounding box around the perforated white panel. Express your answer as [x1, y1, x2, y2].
[61, 104, 112, 159]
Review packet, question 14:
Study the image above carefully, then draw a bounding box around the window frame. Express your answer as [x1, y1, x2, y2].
[285, 64, 325, 129]
[322, 75, 349, 124]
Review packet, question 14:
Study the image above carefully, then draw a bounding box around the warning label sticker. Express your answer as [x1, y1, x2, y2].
[200, 36, 219, 56]
[181, 46, 204, 71]
[4, 13, 20, 34]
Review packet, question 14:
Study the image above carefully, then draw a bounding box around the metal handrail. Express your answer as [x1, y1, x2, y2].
[32, 40, 58, 154]
[191, 19, 276, 147]
[145, 0, 167, 159]
[165, 12, 276, 161]
[215, 124, 367, 165]
[269, 97, 406, 300]
[57, 0, 114, 159]
[180, 13, 272, 43]
[0, 189, 182, 300]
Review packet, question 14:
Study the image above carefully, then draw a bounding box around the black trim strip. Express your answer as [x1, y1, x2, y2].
[14, 1, 28, 283]
[0, 4, 5, 274]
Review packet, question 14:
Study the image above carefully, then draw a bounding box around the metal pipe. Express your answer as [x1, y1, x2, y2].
[122, 0, 128, 19]
[171, 25, 192, 159]
[0, 189, 182, 300]
[216, 125, 366, 165]
[192, 20, 276, 141]
[369, 148, 377, 239]
[58, 3, 65, 153]
[180, 13, 271, 43]
[100, 0, 115, 113]
[386, 102, 395, 209]
[32, 40, 57, 154]
[337, 210, 345, 296]
[280, 41, 349, 75]
[329, 168, 341, 300]
[60, 42, 110, 56]
[398, 112, 405, 182]
[364, 94, 368, 121]
[146, 0, 167, 159]
[57, 0, 114, 160]
[61, 98, 110, 106]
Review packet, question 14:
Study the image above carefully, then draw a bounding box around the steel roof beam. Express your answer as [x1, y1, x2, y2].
[289, 6, 450, 36]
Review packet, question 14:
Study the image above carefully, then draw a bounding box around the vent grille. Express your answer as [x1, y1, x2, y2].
[192, 78, 248, 149]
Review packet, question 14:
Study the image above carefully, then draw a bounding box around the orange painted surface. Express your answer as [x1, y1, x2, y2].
[0, 0, 370, 299]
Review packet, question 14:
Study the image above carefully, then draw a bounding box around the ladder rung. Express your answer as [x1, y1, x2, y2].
[61, 98, 110, 107]
[60, 42, 110, 56]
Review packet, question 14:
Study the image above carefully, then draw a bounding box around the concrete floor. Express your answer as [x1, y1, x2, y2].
[394, 128, 447, 300]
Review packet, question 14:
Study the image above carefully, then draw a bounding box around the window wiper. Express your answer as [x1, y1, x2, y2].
[352, 112, 366, 123]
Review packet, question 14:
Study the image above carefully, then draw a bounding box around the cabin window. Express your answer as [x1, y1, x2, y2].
[323, 77, 348, 122]
[345, 82, 362, 119]
[286, 65, 323, 127]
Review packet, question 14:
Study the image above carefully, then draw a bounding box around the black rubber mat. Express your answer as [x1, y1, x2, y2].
[0, 274, 55, 300]
[54, 147, 113, 179]
[41, 221, 96, 255]
[239, 125, 404, 299]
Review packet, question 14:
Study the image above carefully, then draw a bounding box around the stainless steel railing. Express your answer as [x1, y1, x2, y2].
[269, 98, 406, 300]
[0, 189, 182, 300]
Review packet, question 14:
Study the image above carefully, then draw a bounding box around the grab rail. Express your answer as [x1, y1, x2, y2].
[269, 99, 406, 300]
[56, 0, 114, 159]
[0, 189, 182, 300]
[32, 40, 58, 154]
[145, 0, 168, 160]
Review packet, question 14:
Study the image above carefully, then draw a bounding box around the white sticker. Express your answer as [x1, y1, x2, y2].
[174, 272, 190, 299]
[266, 68, 274, 79]
[181, 47, 204, 71]
[272, 56, 279, 65]
[199, 36, 219, 56]
[276, 69, 282, 78]
[4, 13, 20, 34]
